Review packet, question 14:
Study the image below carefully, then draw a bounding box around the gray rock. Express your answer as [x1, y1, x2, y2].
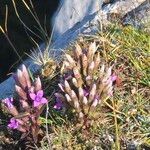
[0, 58, 40, 99]
[52, 12, 99, 50]
[51, 0, 102, 40]
[99, 0, 145, 24]
[123, 0, 150, 31]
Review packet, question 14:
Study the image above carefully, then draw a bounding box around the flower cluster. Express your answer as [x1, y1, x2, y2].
[2, 65, 47, 142]
[56, 42, 116, 125]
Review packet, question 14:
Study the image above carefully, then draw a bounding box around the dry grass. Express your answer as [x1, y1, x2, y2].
[38, 24, 150, 150]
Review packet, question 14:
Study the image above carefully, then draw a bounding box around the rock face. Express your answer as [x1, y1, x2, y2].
[99, 0, 146, 23]
[51, 0, 102, 40]
[123, 0, 150, 30]
[0, 0, 150, 99]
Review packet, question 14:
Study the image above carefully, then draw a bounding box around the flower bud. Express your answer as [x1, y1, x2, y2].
[15, 85, 27, 100]
[72, 78, 78, 87]
[89, 84, 97, 103]
[64, 80, 71, 93]
[22, 64, 31, 88]
[74, 43, 82, 59]
[65, 94, 72, 102]
[17, 69, 27, 89]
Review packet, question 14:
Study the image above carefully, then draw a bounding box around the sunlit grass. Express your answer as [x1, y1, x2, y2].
[38, 24, 150, 149]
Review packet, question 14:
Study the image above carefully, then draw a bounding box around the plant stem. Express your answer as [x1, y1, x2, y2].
[112, 99, 120, 150]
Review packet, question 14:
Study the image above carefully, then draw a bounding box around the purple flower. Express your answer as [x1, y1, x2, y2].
[111, 74, 117, 82]
[3, 98, 14, 108]
[64, 72, 73, 80]
[54, 94, 63, 110]
[83, 87, 90, 97]
[29, 90, 47, 107]
[8, 118, 19, 129]
[94, 94, 100, 100]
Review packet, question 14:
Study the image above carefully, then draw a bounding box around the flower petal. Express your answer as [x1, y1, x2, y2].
[41, 98, 48, 104]
[37, 90, 43, 98]
[111, 74, 117, 82]
[8, 118, 19, 129]
[34, 101, 41, 107]
[54, 101, 63, 110]
[29, 93, 36, 100]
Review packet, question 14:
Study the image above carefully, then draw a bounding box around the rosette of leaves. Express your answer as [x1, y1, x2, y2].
[56, 42, 116, 127]
[2, 65, 47, 143]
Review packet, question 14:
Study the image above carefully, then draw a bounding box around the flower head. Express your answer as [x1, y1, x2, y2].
[29, 90, 47, 107]
[8, 118, 19, 129]
[3, 98, 14, 108]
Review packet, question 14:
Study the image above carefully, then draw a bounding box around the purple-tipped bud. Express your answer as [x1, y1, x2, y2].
[54, 96, 63, 110]
[3, 98, 18, 116]
[65, 54, 75, 65]
[20, 99, 29, 108]
[91, 98, 98, 107]
[103, 67, 112, 82]
[64, 80, 71, 93]
[79, 87, 84, 99]
[64, 73, 72, 80]
[94, 52, 100, 69]
[74, 101, 79, 109]
[89, 84, 97, 103]
[89, 42, 97, 54]
[17, 69, 27, 89]
[65, 94, 72, 102]
[82, 54, 88, 68]
[35, 77, 42, 92]
[99, 64, 105, 78]
[75, 44, 82, 58]
[3, 98, 14, 108]
[72, 78, 78, 87]
[71, 90, 77, 99]
[86, 76, 92, 85]
[73, 67, 81, 79]
[22, 65, 31, 88]
[58, 83, 64, 92]
[88, 61, 95, 73]
[79, 112, 84, 118]
[63, 61, 70, 68]
[83, 87, 90, 97]
[64, 80, 70, 89]
[83, 96, 88, 105]
[55, 93, 65, 101]
[15, 85, 27, 100]
[107, 86, 113, 96]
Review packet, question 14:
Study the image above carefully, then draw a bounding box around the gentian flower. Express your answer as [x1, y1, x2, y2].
[54, 94, 63, 110]
[8, 118, 19, 129]
[3, 98, 14, 108]
[111, 74, 117, 82]
[29, 90, 47, 107]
